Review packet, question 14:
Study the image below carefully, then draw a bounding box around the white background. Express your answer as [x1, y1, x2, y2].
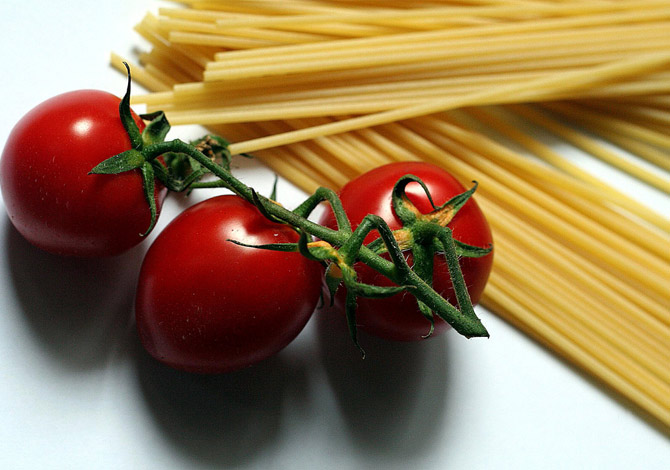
[1, 2, 668, 469]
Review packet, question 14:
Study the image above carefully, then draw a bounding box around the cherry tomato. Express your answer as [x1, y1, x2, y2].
[0, 90, 166, 257]
[319, 162, 493, 341]
[135, 195, 323, 374]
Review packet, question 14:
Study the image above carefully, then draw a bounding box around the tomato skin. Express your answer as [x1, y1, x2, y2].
[135, 195, 323, 374]
[0, 90, 166, 257]
[319, 162, 493, 341]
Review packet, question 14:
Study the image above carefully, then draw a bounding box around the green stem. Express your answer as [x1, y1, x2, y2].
[436, 227, 482, 328]
[111, 64, 489, 339]
[293, 187, 352, 233]
[119, 63, 143, 149]
[144, 140, 343, 242]
[142, 139, 489, 338]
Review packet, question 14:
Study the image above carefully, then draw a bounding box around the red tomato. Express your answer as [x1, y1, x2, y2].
[0, 90, 166, 257]
[319, 162, 493, 341]
[135, 195, 323, 374]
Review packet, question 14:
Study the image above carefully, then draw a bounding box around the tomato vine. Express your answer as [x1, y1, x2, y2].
[93, 64, 492, 350]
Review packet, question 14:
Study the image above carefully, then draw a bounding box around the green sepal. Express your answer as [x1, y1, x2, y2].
[435, 226, 480, 322]
[324, 264, 343, 305]
[161, 152, 188, 180]
[364, 237, 385, 254]
[157, 135, 232, 191]
[161, 151, 208, 191]
[417, 301, 436, 339]
[89, 149, 145, 175]
[140, 161, 158, 237]
[293, 187, 352, 234]
[251, 188, 284, 224]
[140, 111, 171, 147]
[408, 242, 436, 338]
[363, 227, 412, 256]
[175, 167, 209, 193]
[435, 181, 478, 216]
[296, 230, 324, 263]
[150, 159, 169, 183]
[368, 234, 491, 259]
[339, 213, 394, 266]
[227, 239, 299, 252]
[392, 174, 437, 225]
[227, 228, 327, 266]
[348, 281, 408, 299]
[454, 240, 493, 258]
[119, 62, 143, 150]
[363, 214, 414, 279]
[345, 291, 365, 358]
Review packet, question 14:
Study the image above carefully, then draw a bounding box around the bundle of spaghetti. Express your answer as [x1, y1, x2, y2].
[113, 0, 670, 431]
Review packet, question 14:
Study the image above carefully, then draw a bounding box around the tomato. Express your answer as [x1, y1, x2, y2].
[0, 90, 166, 257]
[319, 162, 493, 341]
[135, 195, 323, 374]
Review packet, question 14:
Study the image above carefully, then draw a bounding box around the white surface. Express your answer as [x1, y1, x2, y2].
[1, 2, 668, 469]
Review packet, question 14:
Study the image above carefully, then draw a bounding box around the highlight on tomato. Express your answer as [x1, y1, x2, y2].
[0, 89, 166, 257]
[319, 162, 494, 342]
[135, 194, 324, 374]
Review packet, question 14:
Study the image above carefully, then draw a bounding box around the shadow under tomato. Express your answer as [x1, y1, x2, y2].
[5, 221, 143, 370]
[316, 302, 451, 460]
[134, 335, 307, 467]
